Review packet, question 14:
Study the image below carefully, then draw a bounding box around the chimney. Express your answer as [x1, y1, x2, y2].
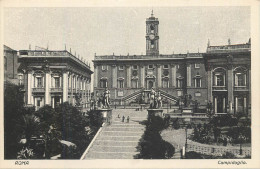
[228, 38, 231, 45]
[207, 39, 210, 47]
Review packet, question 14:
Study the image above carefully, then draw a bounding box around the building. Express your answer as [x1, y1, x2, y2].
[93, 12, 208, 107]
[4, 45, 20, 85]
[204, 40, 251, 115]
[93, 12, 251, 115]
[18, 49, 93, 110]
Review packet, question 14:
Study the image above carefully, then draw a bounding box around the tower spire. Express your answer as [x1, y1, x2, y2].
[151, 9, 154, 17]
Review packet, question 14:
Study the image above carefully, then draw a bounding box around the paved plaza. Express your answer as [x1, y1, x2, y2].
[82, 109, 147, 159]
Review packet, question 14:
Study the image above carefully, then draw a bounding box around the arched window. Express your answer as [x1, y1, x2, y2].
[234, 67, 247, 87]
[213, 68, 226, 86]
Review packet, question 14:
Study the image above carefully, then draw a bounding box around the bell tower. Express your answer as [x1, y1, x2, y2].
[146, 10, 159, 55]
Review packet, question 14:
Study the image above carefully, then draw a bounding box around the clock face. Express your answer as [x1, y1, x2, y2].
[149, 34, 155, 40]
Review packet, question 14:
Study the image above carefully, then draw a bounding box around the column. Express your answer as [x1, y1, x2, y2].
[207, 70, 212, 102]
[214, 97, 217, 113]
[187, 64, 191, 87]
[112, 65, 117, 88]
[248, 69, 251, 109]
[235, 96, 238, 113]
[27, 72, 32, 105]
[171, 64, 176, 87]
[70, 73, 74, 104]
[140, 65, 145, 88]
[126, 65, 131, 88]
[75, 75, 78, 93]
[244, 97, 247, 114]
[52, 97, 54, 108]
[63, 71, 68, 102]
[157, 64, 162, 88]
[45, 71, 50, 105]
[94, 65, 98, 88]
[227, 68, 233, 113]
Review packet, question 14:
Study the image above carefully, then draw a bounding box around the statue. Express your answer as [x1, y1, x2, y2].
[102, 88, 110, 108]
[156, 92, 162, 108]
[149, 89, 162, 109]
[149, 88, 156, 109]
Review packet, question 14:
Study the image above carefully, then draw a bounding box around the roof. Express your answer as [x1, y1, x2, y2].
[4, 45, 17, 52]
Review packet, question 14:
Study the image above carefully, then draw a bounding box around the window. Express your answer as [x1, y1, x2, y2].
[102, 65, 108, 71]
[100, 79, 107, 88]
[195, 78, 201, 88]
[54, 77, 60, 88]
[177, 79, 183, 88]
[131, 80, 138, 88]
[36, 77, 43, 88]
[148, 64, 153, 69]
[118, 79, 124, 88]
[195, 63, 200, 68]
[215, 74, 225, 86]
[163, 65, 169, 69]
[150, 25, 155, 33]
[162, 79, 169, 88]
[119, 65, 124, 70]
[235, 73, 246, 86]
[151, 40, 154, 48]
[4, 56, 7, 71]
[133, 65, 138, 70]
[18, 74, 23, 85]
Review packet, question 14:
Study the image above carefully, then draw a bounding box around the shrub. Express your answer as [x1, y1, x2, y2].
[222, 152, 236, 159]
[135, 115, 175, 159]
[185, 151, 203, 159]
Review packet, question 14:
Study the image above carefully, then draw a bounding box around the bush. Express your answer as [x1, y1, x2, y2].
[135, 115, 175, 159]
[185, 151, 203, 159]
[222, 152, 236, 159]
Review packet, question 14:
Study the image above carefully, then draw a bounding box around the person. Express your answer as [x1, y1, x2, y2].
[122, 115, 125, 122]
[117, 114, 120, 118]
[127, 116, 130, 123]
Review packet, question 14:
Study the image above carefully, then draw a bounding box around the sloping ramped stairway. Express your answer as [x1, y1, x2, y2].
[82, 109, 147, 159]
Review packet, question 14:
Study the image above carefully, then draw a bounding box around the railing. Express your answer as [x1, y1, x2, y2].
[158, 89, 179, 102]
[19, 50, 91, 70]
[32, 87, 45, 92]
[94, 54, 190, 60]
[207, 44, 251, 53]
[212, 86, 227, 91]
[122, 88, 145, 102]
[186, 144, 251, 157]
[234, 86, 248, 91]
[50, 88, 62, 92]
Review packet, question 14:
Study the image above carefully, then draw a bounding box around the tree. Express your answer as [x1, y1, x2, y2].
[4, 82, 27, 159]
[135, 115, 175, 159]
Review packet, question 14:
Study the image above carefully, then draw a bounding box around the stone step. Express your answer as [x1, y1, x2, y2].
[84, 151, 138, 159]
[101, 131, 143, 136]
[96, 136, 141, 141]
[111, 123, 145, 127]
[104, 127, 145, 132]
[89, 145, 137, 152]
[94, 140, 139, 147]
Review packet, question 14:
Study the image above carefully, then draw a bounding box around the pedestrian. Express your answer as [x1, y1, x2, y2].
[127, 116, 130, 123]
[122, 116, 125, 122]
[117, 114, 120, 118]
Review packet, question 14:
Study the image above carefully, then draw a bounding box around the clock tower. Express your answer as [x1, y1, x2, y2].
[146, 10, 159, 55]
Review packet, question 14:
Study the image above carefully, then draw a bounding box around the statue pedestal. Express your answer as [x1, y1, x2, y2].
[182, 107, 193, 122]
[96, 108, 113, 124]
[147, 109, 164, 118]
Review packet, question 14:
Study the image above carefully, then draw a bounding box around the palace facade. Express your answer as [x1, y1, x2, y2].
[93, 12, 251, 115]
[18, 49, 93, 110]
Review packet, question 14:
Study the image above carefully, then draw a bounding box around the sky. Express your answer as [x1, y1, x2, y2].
[4, 7, 250, 69]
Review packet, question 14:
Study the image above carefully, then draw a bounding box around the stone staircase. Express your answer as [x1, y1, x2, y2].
[82, 109, 147, 159]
